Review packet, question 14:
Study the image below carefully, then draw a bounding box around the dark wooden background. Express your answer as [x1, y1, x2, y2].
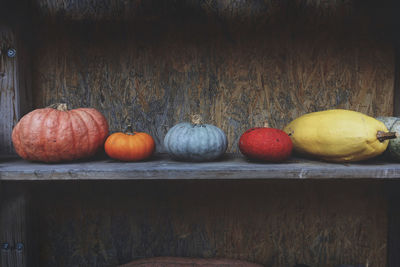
[1, 0, 399, 266]
[30, 180, 387, 267]
[31, 0, 396, 153]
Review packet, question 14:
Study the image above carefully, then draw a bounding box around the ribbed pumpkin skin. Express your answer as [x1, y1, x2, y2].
[12, 107, 109, 162]
[105, 132, 155, 161]
[164, 122, 228, 162]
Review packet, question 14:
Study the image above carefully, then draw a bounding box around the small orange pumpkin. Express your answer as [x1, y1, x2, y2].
[104, 126, 155, 161]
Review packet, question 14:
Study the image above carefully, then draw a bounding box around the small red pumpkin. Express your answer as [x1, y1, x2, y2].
[239, 122, 292, 162]
[104, 126, 155, 161]
[12, 103, 109, 162]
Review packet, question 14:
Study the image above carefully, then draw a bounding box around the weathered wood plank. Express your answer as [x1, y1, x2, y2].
[31, 0, 395, 153]
[394, 40, 400, 117]
[392, 1, 400, 117]
[384, 1, 400, 265]
[30, 0, 393, 28]
[2, 155, 400, 180]
[31, 180, 386, 267]
[0, 0, 32, 156]
[119, 257, 263, 267]
[32, 0, 343, 22]
[0, 27, 19, 156]
[387, 181, 400, 267]
[0, 182, 30, 267]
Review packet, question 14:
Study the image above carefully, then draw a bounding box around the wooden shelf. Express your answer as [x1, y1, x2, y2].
[1, 154, 400, 180]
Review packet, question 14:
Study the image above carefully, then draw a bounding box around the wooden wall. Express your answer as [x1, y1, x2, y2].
[30, 180, 387, 267]
[0, 1, 398, 266]
[0, 28, 18, 155]
[30, 0, 396, 153]
[0, 0, 32, 156]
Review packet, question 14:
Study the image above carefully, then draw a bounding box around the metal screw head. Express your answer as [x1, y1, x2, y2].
[7, 48, 16, 58]
[1, 243, 9, 250]
[16, 243, 24, 251]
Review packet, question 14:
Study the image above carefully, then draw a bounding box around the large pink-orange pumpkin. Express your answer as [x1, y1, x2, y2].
[12, 103, 109, 162]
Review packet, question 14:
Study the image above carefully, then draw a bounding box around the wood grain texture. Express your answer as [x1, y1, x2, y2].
[33, 0, 352, 22]
[387, 2, 400, 265]
[0, 183, 30, 267]
[0, 27, 19, 155]
[4, 155, 400, 180]
[0, 0, 32, 156]
[387, 181, 400, 267]
[392, 0, 400, 117]
[29, 0, 400, 28]
[31, 0, 396, 153]
[31, 180, 386, 267]
[119, 257, 263, 267]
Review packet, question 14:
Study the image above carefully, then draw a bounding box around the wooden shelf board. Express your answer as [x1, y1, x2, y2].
[1, 154, 400, 180]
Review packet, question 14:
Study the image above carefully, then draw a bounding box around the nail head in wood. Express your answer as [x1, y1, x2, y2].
[16, 243, 24, 252]
[1, 243, 9, 250]
[7, 48, 16, 58]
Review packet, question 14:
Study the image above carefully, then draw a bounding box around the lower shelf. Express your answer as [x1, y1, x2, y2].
[1, 154, 400, 180]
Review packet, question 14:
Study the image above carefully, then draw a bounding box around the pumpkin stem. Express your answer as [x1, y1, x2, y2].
[47, 103, 68, 111]
[263, 121, 269, 128]
[124, 125, 136, 135]
[191, 114, 203, 125]
[377, 131, 397, 142]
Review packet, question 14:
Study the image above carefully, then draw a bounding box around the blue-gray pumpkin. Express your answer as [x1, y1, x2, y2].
[164, 115, 228, 162]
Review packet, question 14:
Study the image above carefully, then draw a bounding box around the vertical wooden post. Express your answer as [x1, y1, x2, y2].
[387, 181, 400, 267]
[388, 24, 400, 258]
[0, 1, 33, 265]
[0, 27, 19, 156]
[0, 0, 32, 157]
[0, 183, 30, 267]
[394, 44, 400, 117]
[388, 1, 400, 265]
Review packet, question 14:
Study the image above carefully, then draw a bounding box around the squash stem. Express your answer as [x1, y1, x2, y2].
[191, 114, 203, 125]
[124, 125, 135, 135]
[377, 131, 397, 142]
[48, 103, 68, 111]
